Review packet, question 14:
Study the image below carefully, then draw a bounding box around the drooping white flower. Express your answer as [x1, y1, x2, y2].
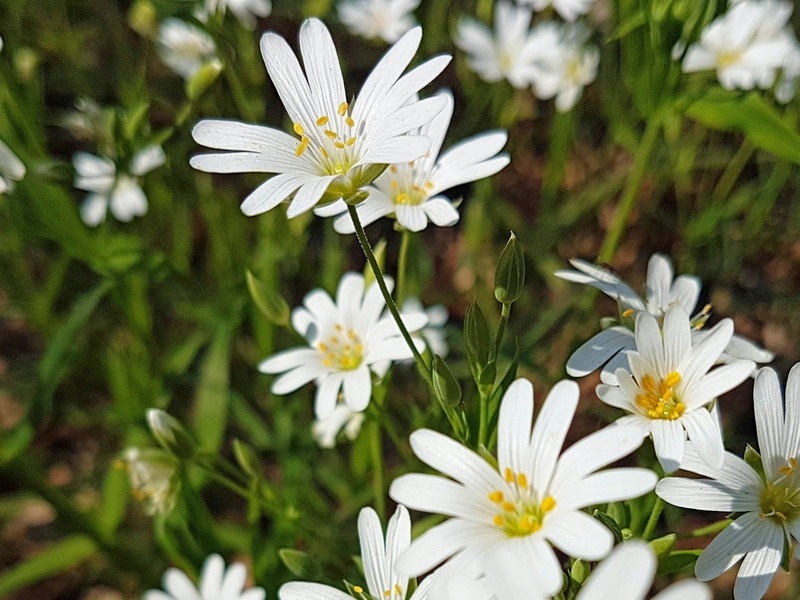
[157, 18, 219, 80]
[73, 145, 165, 226]
[596, 306, 755, 473]
[528, 21, 599, 112]
[555, 253, 773, 384]
[575, 541, 711, 600]
[454, 1, 541, 89]
[191, 19, 450, 218]
[657, 365, 800, 600]
[200, 0, 272, 29]
[518, 0, 596, 23]
[337, 0, 420, 44]
[144, 553, 266, 600]
[258, 272, 426, 419]
[0, 139, 25, 194]
[680, 0, 797, 91]
[312, 402, 365, 448]
[390, 378, 657, 600]
[280, 505, 435, 600]
[123, 447, 178, 516]
[322, 90, 508, 233]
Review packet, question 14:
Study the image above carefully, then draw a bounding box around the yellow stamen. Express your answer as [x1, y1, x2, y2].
[354, 586, 363, 594]
[488, 490, 504, 503]
[541, 496, 556, 512]
[664, 371, 682, 388]
[516, 472, 528, 488]
[345, 137, 356, 146]
[334, 141, 345, 149]
[316, 115, 329, 126]
[493, 514, 504, 526]
[504, 467, 514, 483]
[324, 129, 338, 139]
[338, 101, 348, 116]
[622, 308, 635, 318]
[345, 116, 355, 128]
[295, 136, 309, 157]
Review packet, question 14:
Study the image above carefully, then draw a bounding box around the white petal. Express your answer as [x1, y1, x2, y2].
[315, 372, 346, 419]
[644, 253, 674, 315]
[422, 197, 459, 227]
[545, 509, 613, 560]
[651, 418, 686, 473]
[109, 177, 148, 221]
[395, 204, 427, 232]
[286, 175, 337, 218]
[240, 172, 312, 216]
[498, 379, 534, 478]
[681, 409, 725, 470]
[565, 328, 634, 378]
[754, 367, 786, 478]
[656, 478, 757, 513]
[528, 379, 579, 493]
[130, 145, 166, 176]
[786, 363, 800, 461]
[279, 582, 352, 600]
[576, 541, 655, 600]
[406, 429, 500, 490]
[200, 554, 225, 598]
[80, 193, 109, 227]
[343, 366, 372, 412]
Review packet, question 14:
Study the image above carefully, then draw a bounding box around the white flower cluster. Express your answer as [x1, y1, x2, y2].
[454, 0, 599, 111]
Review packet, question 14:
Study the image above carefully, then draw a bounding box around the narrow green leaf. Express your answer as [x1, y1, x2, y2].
[0, 535, 96, 596]
[192, 323, 234, 453]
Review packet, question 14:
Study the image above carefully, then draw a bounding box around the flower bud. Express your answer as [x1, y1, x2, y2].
[432, 355, 462, 407]
[494, 231, 525, 305]
[146, 409, 196, 459]
[122, 447, 178, 516]
[186, 59, 223, 101]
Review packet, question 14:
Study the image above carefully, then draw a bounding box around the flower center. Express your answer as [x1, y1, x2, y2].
[565, 55, 584, 83]
[635, 371, 685, 420]
[760, 458, 800, 524]
[318, 324, 364, 371]
[488, 468, 556, 537]
[293, 101, 360, 176]
[386, 164, 433, 207]
[717, 50, 743, 69]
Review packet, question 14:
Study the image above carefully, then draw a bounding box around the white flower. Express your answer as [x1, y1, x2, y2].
[454, 1, 541, 89]
[337, 0, 420, 44]
[657, 365, 800, 600]
[157, 18, 219, 80]
[322, 90, 508, 233]
[575, 541, 711, 600]
[402, 297, 449, 358]
[312, 402, 365, 448]
[555, 253, 774, 384]
[123, 447, 178, 516]
[596, 306, 754, 473]
[528, 22, 599, 112]
[389, 378, 657, 599]
[201, 0, 272, 29]
[0, 139, 25, 194]
[144, 553, 266, 600]
[776, 38, 800, 103]
[258, 272, 426, 419]
[190, 19, 450, 218]
[73, 145, 165, 226]
[680, 0, 797, 91]
[518, 0, 596, 22]
[280, 505, 435, 600]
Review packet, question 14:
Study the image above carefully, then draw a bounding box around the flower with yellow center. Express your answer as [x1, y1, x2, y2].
[258, 272, 426, 419]
[657, 365, 800, 600]
[597, 305, 755, 473]
[323, 90, 509, 233]
[390, 378, 657, 600]
[190, 18, 451, 219]
[279, 506, 437, 600]
[144, 553, 265, 600]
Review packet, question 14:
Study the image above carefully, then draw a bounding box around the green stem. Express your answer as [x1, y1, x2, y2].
[710, 139, 755, 206]
[347, 204, 432, 387]
[598, 115, 663, 263]
[690, 518, 732, 538]
[540, 108, 575, 211]
[478, 390, 489, 449]
[397, 229, 411, 305]
[368, 419, 385, 521]
[491, 303, 511, 363]
[642, 495, 664, 540]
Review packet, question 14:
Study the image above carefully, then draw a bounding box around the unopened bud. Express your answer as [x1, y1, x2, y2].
[432, 355, 462, 407]
[494, 231, 525, 305]
[186, 59, 223, 101]
[146, 409, 196, 459]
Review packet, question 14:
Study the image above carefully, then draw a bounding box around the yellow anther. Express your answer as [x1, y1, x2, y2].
[295, 136, 309, 157]
[345, 116, 355, 128]
[334, 141, 345, 149]
[383, 590, 390, 598]
[664, 371, 682, 388]
[354, 586, 363, 594]
[320, 147, 329, 158]
[319, 342, 328, 351]
[345, 137, 356, 146]
[394, 585, 402, 595]
[493, 514, 504, 526]
[395, 192, 408, 204]
[389, 165, 397, 173]
[516, 472, 528, 488]
[335, 324, 343, 331]
[622, 308, 635, 318]
[293, 122, 304, 136]
[501, 501, 515, 512]
[324, 129, 338, 139]
[390, 180, 398, 190]
[424, 181, 434, 190]
[316, 115, 329, 126]
[642, 374, 656, 393]
[780, 458, 798, 476]
[488, 490, 504, 503]
[338, 101, 348, 116]
[504, 467, 514, 483]
[541, 496, 556, 512]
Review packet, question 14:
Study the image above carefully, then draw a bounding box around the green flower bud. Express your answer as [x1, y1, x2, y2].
[146, 409, 196, 460]
[186, 59, 223, 101]
[494, 231, 525, 305]
[246, 270, 290, 327]
[432, 355, 462, 407]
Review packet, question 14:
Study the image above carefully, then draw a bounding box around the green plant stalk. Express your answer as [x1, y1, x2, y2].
[540, 108, 575, 210]
[598, 116, 663, 263]
[690, 518, 733, 538]
[397, 229, 411, 305]
[711, 139, 755, 206]
[347, 204, 433, 387]
[642, 495, 664, 540]
[368, 419, 386, 521]
[2, 456, 158, 580]
[491, 303, 511, 363]
[480, 303, 511, 448]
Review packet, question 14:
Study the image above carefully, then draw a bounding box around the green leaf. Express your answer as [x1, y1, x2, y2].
[431, 355, 462, 407]
[685, 89, 800, 165]
[0, 535, 96, 596]
[97, 462, 130, 535]
[192, 323, 234, 453]
[279, 548, 315, 578]
[592, 509, 624, 544]
[657, 550, 701, 576]
[246, 269, 290, 327]
[649, 533, 677, 558]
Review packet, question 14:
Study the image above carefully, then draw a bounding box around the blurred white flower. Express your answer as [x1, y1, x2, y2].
[529, 22, 599, 112]
[596, 306, 754, 473]
[555, 253, 774, 384]
[390, 378, 656, 600]
[280, 506, 434, 600]
[258, 272, 426, 419]
[157, 18, 219, 80]
[322, 90, 508, 233]
[338, 0, 420, 43]
[123, 447, 178, 516]
[776, 38, 800, 103]
[575, 541, 711, 600]
[200, 0, 272, 29]
[518, 0, 596, 22]
[191, 19, 450, 218]
[454, 1, 541, 88]
[0, 139, 25, 194]
[312, 402, 365, 448]
[403, 297, 450, 358]
[144, 553, 266, 600]
[657, 366, 800, 600]
[73, 145, 165, 226]
[680, 0, 797, 91]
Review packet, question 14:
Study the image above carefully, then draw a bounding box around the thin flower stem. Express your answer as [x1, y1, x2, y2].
[368, 419, 386, 521]
[491, 302, 511, 363]
[598, 115, 663, 263]
[689, 518, 733, 538]
[642, 495, 665, 540]
[478, 389, 489, 449]
[347, 204, 433, 388]
[541, 108, 575, 211]
[397, 229, 411, 304]
[711, 139, 754, 207]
